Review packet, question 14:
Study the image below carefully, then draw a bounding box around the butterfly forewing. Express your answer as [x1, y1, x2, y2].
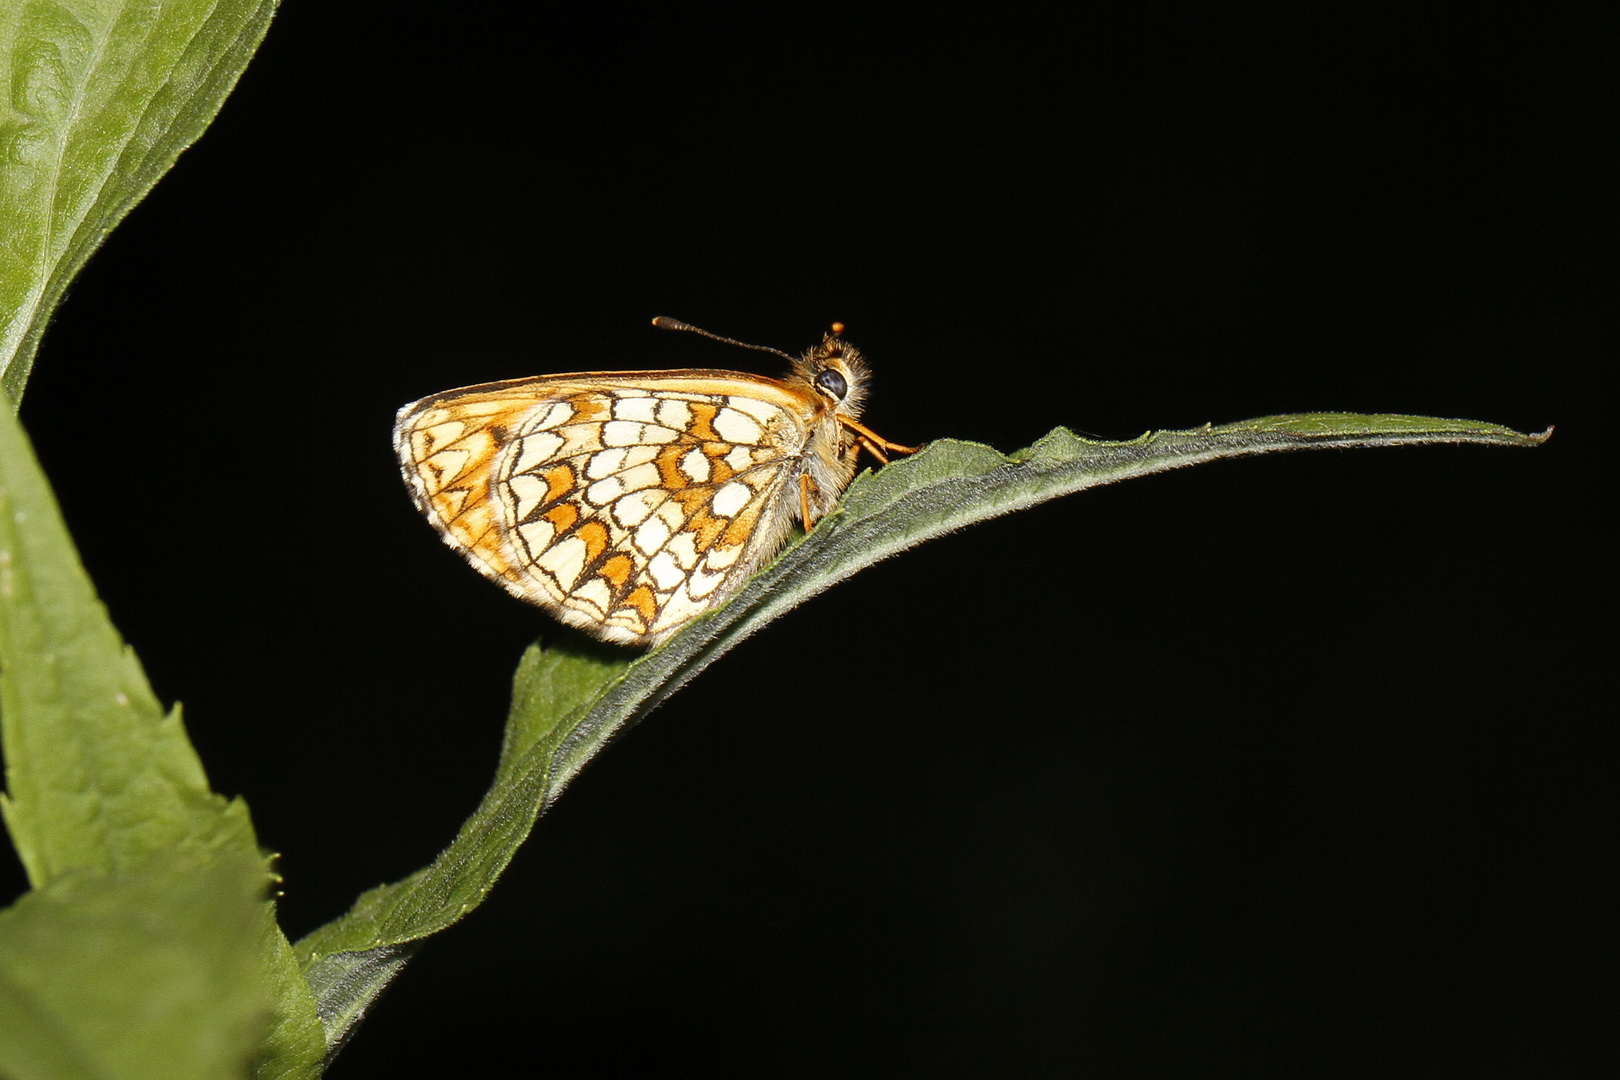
[395, 371, 821, 644]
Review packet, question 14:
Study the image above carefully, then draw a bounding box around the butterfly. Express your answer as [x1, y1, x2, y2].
[393, 318, 917, 645]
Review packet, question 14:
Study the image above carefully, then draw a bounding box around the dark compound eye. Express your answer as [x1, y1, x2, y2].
[815, 368, 848, 400]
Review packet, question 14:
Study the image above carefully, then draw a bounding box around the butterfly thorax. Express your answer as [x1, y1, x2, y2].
[783, 333, 870, 523]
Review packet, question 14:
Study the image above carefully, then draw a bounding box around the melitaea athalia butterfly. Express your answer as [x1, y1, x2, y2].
[393, 318, 917, 645]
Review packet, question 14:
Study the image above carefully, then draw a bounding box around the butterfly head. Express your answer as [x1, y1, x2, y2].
[792, 327, 869, 421]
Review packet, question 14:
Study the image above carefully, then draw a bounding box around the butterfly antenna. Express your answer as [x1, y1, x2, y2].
[651, 316, 795, 362]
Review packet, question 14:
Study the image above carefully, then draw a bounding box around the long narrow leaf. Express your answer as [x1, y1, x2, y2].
[0, 400, 323, 1077]
[0, 395, 244, 882]
[0, 0, 280, 402]
[296, 413, 1548, 1048]
[0, 848, 268, 1080]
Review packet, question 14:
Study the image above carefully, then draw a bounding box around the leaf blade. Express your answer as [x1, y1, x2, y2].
[0, 399, 324, 1077]
[295, 413, 1547, 1040]
[0, 849, 267, 1080]
[0, 385, 238, 882]
[0, 0, 281, 401]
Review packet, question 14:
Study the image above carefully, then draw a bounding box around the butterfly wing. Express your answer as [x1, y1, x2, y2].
[394, 370, 818, 644]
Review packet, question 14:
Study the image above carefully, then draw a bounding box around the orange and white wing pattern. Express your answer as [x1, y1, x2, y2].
[394, 327, 914, 646]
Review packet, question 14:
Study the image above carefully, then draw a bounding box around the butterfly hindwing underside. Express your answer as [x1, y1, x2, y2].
[394, 328, 904, 646]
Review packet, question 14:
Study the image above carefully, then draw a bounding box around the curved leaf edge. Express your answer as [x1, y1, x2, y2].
[292, 412, 1547, 1047]
[0, 0, 282, 403]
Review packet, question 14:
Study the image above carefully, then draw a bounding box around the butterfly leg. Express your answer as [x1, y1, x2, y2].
[838, 416, 922, 463]
[858, 435, 893, 465]
[799, 472, 822, 532]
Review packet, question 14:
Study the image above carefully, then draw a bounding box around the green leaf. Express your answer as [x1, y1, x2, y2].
[0, 848, 268, 1080]
[295, 413, 1548, 1045]
[0, 400, 323, 1076]
[296, 643, 625, 1051]
[0, 390, 250, 884]
[1, 4, 324, 1070]
[0, 0, 281, 403]
[253, 910, 326, 1080]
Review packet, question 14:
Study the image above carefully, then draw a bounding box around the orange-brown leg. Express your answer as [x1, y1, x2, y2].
[857, 435, 890, 465]
[799, 472, 818, 531]
[838, 415, 922, 461]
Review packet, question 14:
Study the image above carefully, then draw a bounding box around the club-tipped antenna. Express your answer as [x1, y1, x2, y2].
[651, 316, 795, 362]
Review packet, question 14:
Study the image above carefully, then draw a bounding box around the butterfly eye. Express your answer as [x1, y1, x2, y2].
[815, 368, 848, 401]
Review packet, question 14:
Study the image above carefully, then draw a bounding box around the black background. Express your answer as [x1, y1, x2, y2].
[6, 6, 1609, 1077]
